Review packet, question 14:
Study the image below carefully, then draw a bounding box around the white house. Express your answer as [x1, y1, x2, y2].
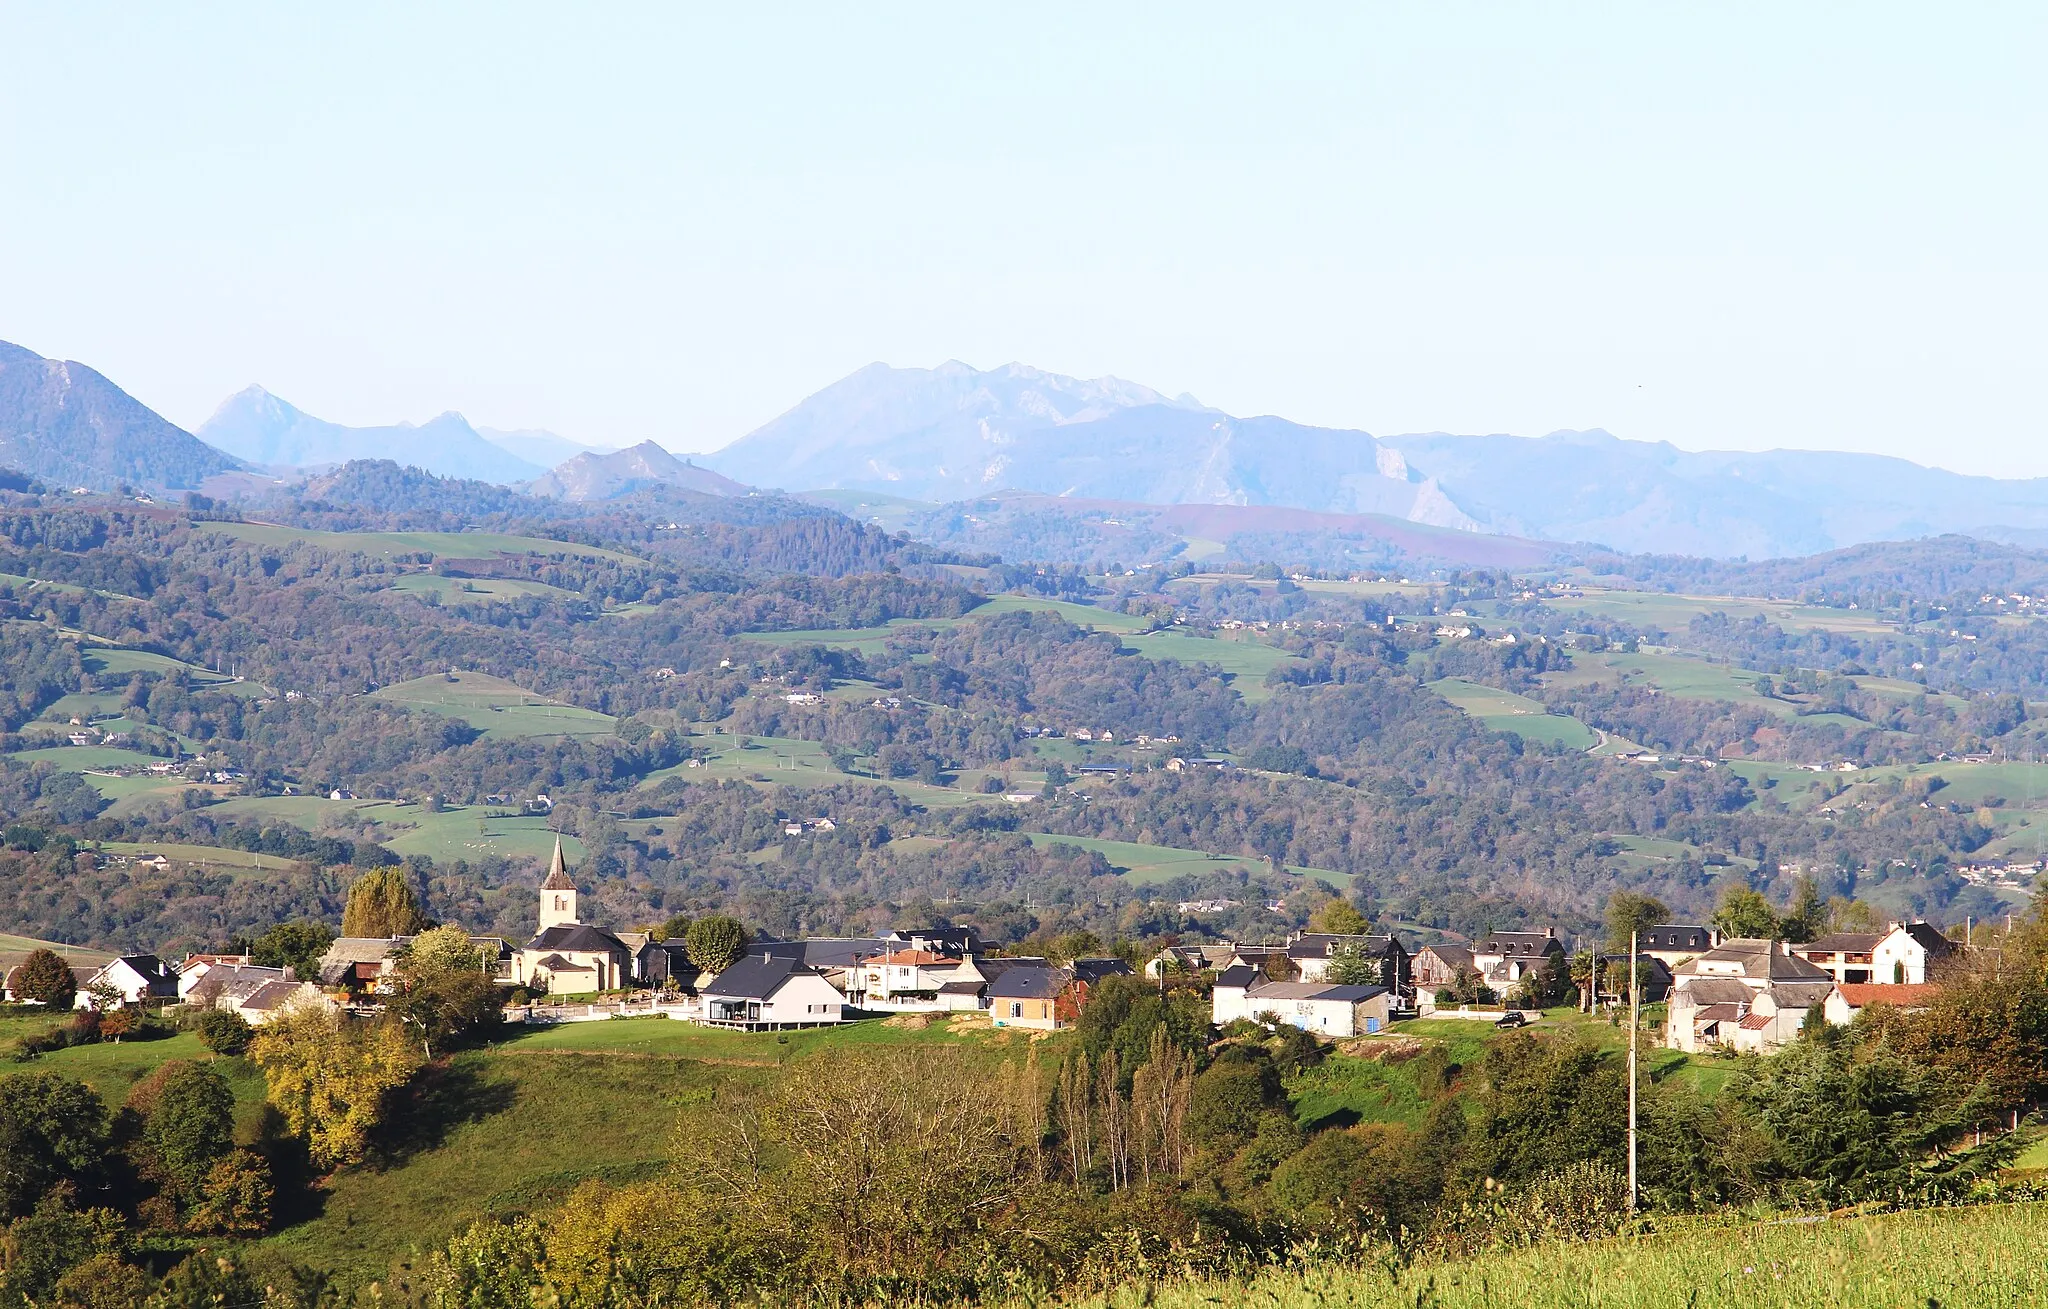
[699, 949, 846, 1029]
[1872, 922, 1958, 985]
[1470, 929, 1566, 987]
[76, 955, 177, 1008]
[845, 948, 964, 1009]
[1212, 965, 1394, 1037]
[1823, 982, 1944, 1026]
[1792, 921, 1957, 985]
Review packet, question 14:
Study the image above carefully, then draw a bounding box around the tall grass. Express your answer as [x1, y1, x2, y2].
[1061, 1202, 2048, 1309]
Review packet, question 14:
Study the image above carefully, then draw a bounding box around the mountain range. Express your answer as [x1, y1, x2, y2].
[708, 362, 1471, 529]
[197, 386, 563, 485]
[709, 361, 2048, 558]
[12, 336, 2048, 561]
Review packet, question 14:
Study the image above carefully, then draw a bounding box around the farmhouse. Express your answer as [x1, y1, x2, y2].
[1412, 943, 1478, 993]
[1471, 928, 1566, 987]
[1666, 939, 1836, 1053]
[1791, 921, 1958, 985]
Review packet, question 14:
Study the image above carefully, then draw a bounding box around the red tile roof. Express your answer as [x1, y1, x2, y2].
[1834, 982, 1942, 1009]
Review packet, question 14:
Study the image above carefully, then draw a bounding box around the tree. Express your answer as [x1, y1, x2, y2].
[683, 916, 748, 974]
[250, 920, 335, 981]
[390, 971, 502, 1058]
[0, 1072, 109, 1220]
[1308, 898, 1370, 936]
[340, 866, 428, 939]
[139, 1062, 235, 1198]
[1710, 884, 1779, 940]
[13, 949, 75, 1008]
[194, 1009, 253, 1058]
[402, 925, 484, 981]
[1778, 876, 1825, 944]
[1604, 891, 1669, 952]
[1322, 944, 1381, 986]
[249, 1008, 424, 1170]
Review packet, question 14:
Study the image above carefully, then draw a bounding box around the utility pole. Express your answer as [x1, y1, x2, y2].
[1628, 927, 1640, 1212]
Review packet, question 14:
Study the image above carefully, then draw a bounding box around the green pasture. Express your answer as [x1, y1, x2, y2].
[1120, 629, 1302, 702]
[95, 841, 306, 874]
[1544, 585, 1891, 635]
[81, 645, 237, 684]
[196, 521, 640, 563]
[1430, 677, 1597, 749]
[0, 936, 113, 964]
[5, 744, 167, 773]
[371, 671, 616, 739]
[386, 573, 583, 604]
[1022, 832, 1348, 888]
[0, 572, 141, 602]
[204, 795, 581, 864]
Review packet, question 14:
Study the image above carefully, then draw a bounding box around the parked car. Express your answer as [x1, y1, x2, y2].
[1494, 1010, 1529, 1029]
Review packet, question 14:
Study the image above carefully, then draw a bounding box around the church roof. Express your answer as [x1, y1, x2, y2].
[540, 834, 577, 891]
[524, 923, 630, 957]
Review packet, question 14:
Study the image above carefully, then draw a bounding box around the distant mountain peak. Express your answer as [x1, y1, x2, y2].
[196, 390, 540, 483]
[705, 360, 1447, 526]
[529, 439, 748, 501]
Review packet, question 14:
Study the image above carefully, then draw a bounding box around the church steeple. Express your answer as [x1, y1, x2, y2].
[539, 834, 579, 930]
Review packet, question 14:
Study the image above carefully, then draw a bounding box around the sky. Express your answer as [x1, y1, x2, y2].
[2, 4, 2045, 474]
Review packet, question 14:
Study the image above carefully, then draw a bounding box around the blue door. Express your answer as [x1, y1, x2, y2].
[1365, 1016, 1381, 1034]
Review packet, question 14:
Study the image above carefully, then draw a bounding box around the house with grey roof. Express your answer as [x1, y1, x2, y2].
[699, 950, 846, 1029]
[1214, 976, 1394, 1038]
[75, 955, 177, 1008]
[1667, 938, 1835, 1052]
[1288, 933, 1410, 994]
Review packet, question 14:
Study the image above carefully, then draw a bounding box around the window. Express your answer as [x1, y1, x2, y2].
[1009, 1002, 1023, 1018]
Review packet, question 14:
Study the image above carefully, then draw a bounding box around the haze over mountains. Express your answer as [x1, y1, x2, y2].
[197, 386, 588, 485]
[10, 337, 2048, 560]
[711, 361, 2048, 558]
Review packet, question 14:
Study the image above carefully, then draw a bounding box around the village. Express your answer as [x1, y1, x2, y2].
[5, 836, 1971, 1061]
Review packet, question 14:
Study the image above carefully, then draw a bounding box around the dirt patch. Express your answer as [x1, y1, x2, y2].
[881, 1013, 938, 1030]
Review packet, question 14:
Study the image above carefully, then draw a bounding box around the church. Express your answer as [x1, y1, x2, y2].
[512, 836, 634, 994]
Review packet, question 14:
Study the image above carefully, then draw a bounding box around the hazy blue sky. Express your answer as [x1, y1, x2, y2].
[3, 5, 2044, 473]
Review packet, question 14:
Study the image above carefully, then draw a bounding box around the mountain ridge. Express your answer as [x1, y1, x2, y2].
[0, 340, 242, 493]
[197, 386, 548, 485]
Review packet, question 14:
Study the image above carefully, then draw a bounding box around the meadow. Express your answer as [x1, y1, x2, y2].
[1429, 677, 1598, 749]
[1022, 831, 1349, 888]
[737, 592, 1158, 657]
[384, 573, 583, 605]
[1541, 585, 1892, 636]
[1120, 628, 1302, 702]
[369, 670, 617, 739]
[204, 794, 583, 863]
[195, 520, 641, 563]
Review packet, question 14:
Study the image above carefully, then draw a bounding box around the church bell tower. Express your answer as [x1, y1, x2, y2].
[539, 834, 579, 930]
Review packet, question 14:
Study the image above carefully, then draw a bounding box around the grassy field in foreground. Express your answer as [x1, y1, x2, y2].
[1059, 1202, 2048, 1309]
[1430, 677, 1597, 749]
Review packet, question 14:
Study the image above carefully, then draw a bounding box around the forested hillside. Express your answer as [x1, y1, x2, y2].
[0, 458, 2043, 958]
